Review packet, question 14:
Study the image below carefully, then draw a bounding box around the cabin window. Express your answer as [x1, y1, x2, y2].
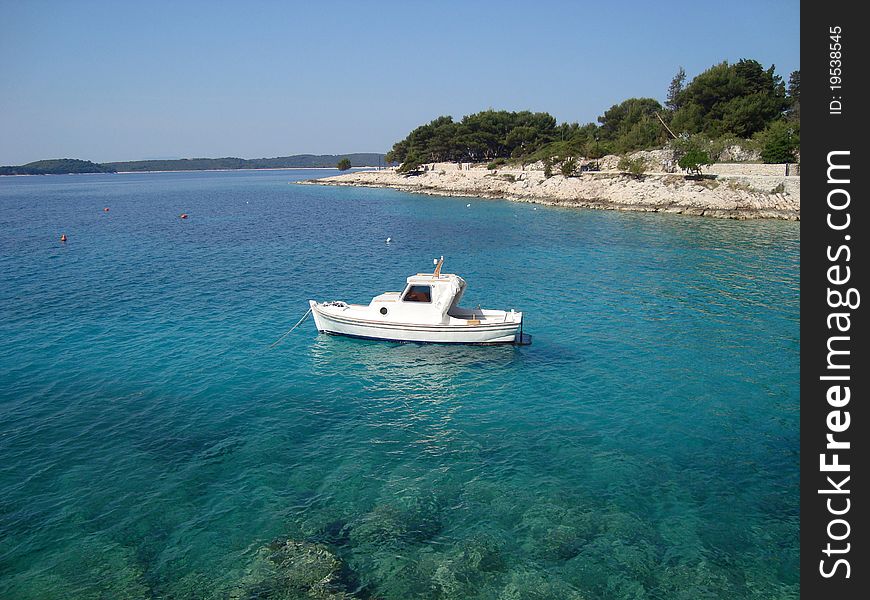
[403, 285, 432, 303]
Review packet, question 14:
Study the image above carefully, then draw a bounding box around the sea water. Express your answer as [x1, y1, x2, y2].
[0, 170, 799, 598]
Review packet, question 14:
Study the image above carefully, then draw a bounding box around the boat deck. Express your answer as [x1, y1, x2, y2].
[337, 303, 519, 327]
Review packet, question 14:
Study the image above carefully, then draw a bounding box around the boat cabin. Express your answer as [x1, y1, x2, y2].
[368, 257, 467, 325]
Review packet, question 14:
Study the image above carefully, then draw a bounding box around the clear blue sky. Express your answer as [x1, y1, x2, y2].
[0, 0, 800, 165]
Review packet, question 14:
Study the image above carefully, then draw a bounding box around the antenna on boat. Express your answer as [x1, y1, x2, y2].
[433, 256, 444, 277]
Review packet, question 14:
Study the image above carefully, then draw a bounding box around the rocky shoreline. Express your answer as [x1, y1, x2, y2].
[300, 161, 800, 220]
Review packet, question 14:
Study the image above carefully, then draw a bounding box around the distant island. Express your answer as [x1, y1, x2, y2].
[0, 153, 385, 176]
[0, 159, 116, 176]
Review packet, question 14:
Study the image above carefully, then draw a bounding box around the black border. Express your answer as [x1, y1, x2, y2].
[801, 2, 868, 596]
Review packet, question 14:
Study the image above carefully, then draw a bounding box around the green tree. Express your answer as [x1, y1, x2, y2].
[598, 98, 662, 139]
[758, 120, 799, 163]
[505, 126, 539, 158]
[670, 59, 788, 138]
[597, 98, 665, 153]
[336, 158, 351, 171]
[666, 66, 686, 112]
[678, 148, 713, 176]
[560, 157, 577, 177]
[385, 110, 558, 165]
[397, 151, 424, 174]
[787, 70, 800, 121]
[381, 57, 793, 170]
[787, 70, 800, 103]
[585, 139, 609, 159]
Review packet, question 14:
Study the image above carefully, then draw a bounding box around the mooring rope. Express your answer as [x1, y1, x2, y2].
[269, 307, 312, 349]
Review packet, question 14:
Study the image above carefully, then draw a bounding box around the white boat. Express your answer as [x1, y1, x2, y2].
[309, 257, 526, 344]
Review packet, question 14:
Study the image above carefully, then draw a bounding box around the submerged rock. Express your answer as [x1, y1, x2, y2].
[651, 561, 736, 599]
[498, 568, 587, 600]
[231, 538, 354, 600]
[4, 539, 151, 600]
[429, 533, 508, 598]
[350, 497, 441, 547]
[518, 504, 598, 562]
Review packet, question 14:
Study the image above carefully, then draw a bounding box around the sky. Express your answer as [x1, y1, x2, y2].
[0, 0, 800, 165]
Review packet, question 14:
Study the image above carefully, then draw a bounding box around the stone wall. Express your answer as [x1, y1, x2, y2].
[419, 159, 801, 179]
[706, 163, 799, 177]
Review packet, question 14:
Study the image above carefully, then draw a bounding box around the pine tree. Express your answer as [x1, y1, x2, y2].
[666, 67, 686, 112]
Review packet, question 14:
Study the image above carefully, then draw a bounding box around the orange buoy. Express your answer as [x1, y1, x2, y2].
[180, 213, 189, 219]
[60, 234, 67, 242]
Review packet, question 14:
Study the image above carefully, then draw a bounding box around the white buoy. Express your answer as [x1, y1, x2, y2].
[386, 237, 392, 243]
[466, 203, 471, 207]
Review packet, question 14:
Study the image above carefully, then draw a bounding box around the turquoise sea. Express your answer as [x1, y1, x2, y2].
[0, 170, 799, 599]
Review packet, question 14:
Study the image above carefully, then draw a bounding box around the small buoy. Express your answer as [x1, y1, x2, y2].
[466, 203, 471, 207]
[103, 207, 109, 212]
[60, 233, 67, 242]
[180, 213, 188, 219]
[385, 237, 392, 243]
[533, 207, 537, 210]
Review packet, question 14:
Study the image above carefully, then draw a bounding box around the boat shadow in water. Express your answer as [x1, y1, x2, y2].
[307, 334, 526, 392]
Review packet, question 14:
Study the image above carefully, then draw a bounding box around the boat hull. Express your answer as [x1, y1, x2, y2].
[309, 301, 522, 344]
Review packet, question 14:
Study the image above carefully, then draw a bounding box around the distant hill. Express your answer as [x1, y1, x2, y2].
[1, 153, 386, 175]
[0, 159, 116, 175]
[103, 153, 385, 172]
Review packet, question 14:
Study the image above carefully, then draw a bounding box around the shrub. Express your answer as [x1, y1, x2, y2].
[672, 135, 715, 175]
[487, 158, 508, 170]
[585, 140, 610, 159]
[336, 158, 352, 171]
[678, 148, 712, 176]
[543, 157, 553, 179]
[397, 153, 423, 174]
[560, 158, 578, 177]
[617, 155, 647, 176]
